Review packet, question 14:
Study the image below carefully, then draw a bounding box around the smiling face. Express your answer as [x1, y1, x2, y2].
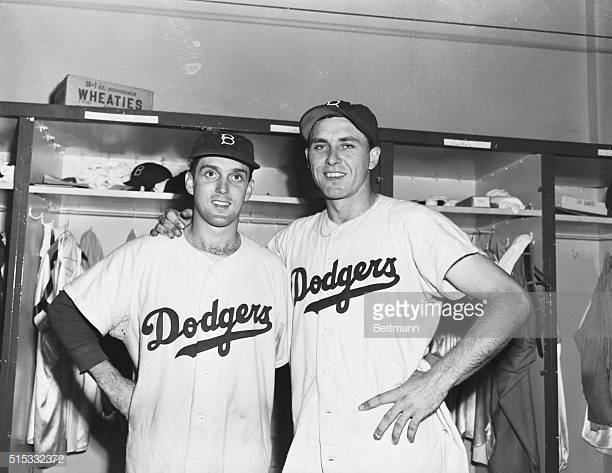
[185, 156, 253, 228]
[305, 116, 380, 201]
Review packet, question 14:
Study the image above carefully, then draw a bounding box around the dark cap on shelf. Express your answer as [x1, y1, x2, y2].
[124, 162, 172, 191]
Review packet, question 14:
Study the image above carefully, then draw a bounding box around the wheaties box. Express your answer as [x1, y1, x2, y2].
[51, 75, 153, 110]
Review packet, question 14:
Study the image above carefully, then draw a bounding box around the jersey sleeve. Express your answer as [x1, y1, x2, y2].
[64, 239, 141, 336]
[274, 266, 293, 368]
[47, 290, 109, 373]
[267, 227, 288, 264]
[406, 205, 483, 297]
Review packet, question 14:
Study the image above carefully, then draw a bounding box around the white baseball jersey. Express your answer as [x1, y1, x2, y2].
[268, 195, 478, 473]
[65, 234, 291, 473]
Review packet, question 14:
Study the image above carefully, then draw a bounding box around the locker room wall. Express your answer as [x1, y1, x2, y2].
[587, 0, 612, 142]
[0, 0, 610, 142]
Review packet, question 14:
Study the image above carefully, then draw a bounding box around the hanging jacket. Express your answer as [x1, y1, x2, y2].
[574, 254, 612, 425]
[80, 228, 104, 269]
[489, 235, 540, 473]
[488, 335, 540, 473]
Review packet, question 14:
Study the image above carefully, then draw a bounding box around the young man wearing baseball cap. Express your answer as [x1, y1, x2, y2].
[153, 102, 531, 472]
[47, 130, 292, 473]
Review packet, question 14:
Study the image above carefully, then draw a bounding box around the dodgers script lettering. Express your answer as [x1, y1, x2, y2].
[292, 257, 400, 314]
[142, 299, 272, 358]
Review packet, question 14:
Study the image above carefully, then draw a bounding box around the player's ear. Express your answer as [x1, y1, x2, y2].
[304, 147, 311, 169]
[244, 177, 254, 201]
[185, 171, 194, 196]
[368, 146, 381, 170]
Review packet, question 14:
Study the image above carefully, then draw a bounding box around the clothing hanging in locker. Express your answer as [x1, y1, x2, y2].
[576, 253, 612, 455]
[80, 227, 104, 269]
[558, 344, 569, 470]
[487, 234, 541, 473]
[431, 233, 542, 473]
[518, 234, 569, 471]
[27, 222, 102, 455]
[0, 232, 8, 317]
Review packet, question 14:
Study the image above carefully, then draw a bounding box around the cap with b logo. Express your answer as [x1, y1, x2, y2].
[189, 130, 260, 170]
[299, 100, 380, 147]
[124, 162, 173, 190]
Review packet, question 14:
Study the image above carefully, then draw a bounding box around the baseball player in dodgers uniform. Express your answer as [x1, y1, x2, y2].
[48, 131, 291, 473]
[154, 101, 531, 472]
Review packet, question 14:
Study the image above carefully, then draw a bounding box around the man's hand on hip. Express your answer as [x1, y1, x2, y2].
[358, 369, 449, 444]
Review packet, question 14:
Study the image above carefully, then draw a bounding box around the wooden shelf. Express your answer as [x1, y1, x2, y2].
[555, 214, 612, 240]
[428, 205, 541, 217]
[28, 185, 323, 222]
[30, 185, 179, 199]
[425, 205, 540, 230]
[26, 187, 541, 225]
[556, 214, 610, 224]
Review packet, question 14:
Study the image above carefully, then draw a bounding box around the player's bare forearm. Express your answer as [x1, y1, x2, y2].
[89, 360, 135, 418]
[359, 254, 531, 444]
[427, 290, 531, 392]
[433, 254, 532, 389]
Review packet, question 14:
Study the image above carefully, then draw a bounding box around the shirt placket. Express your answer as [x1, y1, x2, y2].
[316, 236, 341, 472]
[185, 270, 221, 473]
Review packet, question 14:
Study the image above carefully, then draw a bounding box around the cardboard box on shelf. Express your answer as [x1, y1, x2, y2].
[51, 75, 153, 110]
[556, 195, 607, 216]
[456, 196, 491, 208]
[554, 185, 607, 202]
[555, 185, 608, 216]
